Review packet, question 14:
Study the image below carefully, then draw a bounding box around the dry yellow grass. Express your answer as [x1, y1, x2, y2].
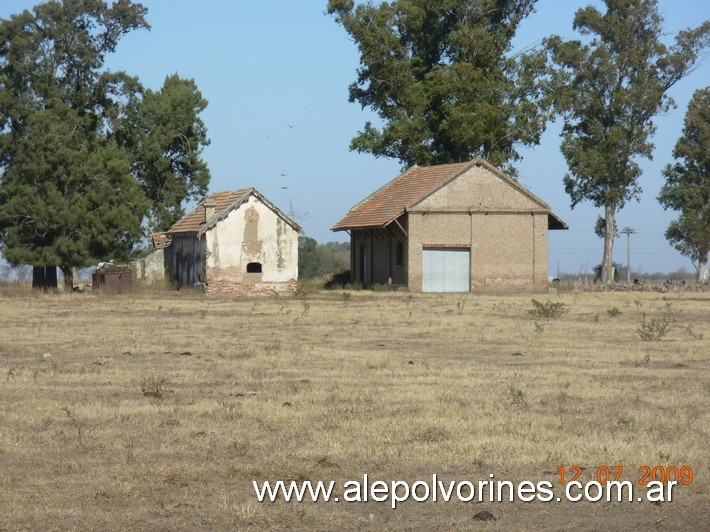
[0, 287, 708, 530]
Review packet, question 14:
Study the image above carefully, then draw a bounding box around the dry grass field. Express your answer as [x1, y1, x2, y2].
[0, 285, 708, 530]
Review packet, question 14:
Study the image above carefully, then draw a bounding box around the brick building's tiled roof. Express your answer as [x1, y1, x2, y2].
[332, 162, 471, 231]
[333, 157, 568, 231]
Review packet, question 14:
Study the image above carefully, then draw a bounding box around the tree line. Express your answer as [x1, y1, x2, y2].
[327, 0, 709, 283]
[0, 1, 707, 288]
[0, 0, 210, 289]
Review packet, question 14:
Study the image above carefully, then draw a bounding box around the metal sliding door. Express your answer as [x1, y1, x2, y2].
[422, 248, 470, 292]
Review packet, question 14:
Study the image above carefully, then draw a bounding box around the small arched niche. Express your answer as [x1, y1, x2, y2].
[246, 262, 262, 273]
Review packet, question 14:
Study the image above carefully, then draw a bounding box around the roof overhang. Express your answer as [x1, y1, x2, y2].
[334, 210, 569, 231]
[548, 212, 568, 230]
[331, 211, 406, 233]
[332, 223, 387, 232]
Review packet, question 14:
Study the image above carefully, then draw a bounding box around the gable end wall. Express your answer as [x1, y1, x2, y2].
[406, 165, 549, 292]
[205, 195, 298, 296]
[413, 165, 544, 212]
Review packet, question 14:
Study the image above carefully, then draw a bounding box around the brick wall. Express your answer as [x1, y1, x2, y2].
[206, 266, 297, 297]
[407, 211, 548, 293]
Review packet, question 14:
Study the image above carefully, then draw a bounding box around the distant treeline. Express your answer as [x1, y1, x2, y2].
[298, 237, 350, 279]
[559, 266, 696, 283]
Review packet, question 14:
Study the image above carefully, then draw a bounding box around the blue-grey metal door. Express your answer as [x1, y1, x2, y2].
[422, 248, 470, 292]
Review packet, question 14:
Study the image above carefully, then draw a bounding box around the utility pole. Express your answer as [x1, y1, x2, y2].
[620, 227, 636, 284]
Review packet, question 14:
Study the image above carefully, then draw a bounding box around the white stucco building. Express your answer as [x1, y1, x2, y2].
[148, 188, 300, 296]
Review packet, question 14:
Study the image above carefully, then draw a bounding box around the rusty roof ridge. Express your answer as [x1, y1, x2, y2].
[331, 157, 569, 232]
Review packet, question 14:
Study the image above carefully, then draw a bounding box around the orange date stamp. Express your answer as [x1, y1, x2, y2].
[557, 465, 694, 486]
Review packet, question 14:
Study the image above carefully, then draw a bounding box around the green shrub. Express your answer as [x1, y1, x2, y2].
[637, 305, 677, 341]
[508, 385, 527, 407]
[638, 315, 671, 341]
[527, 299, 568, 319]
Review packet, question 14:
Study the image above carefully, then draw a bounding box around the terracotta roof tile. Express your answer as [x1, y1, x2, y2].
[167, 189, 251, 233]
[150, 232, 172, 250]
[332, 162, 471, 231]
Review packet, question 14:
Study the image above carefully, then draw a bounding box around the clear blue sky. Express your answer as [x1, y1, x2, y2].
[1, 0, 708, 275]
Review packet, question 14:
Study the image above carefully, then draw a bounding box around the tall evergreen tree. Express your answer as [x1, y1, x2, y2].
[546, 0, 709, 284]
[658, 87, 710, 283]
[0, 1, 212, 288]
[121, 74, 211, 232]
[0, 0, 151, 289]
[0, 104, 149, 288]
[327, 0, 549, 171]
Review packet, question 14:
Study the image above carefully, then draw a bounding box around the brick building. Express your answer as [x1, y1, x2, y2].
[332, 157, 567, 292]
[154, 188, 300, 296]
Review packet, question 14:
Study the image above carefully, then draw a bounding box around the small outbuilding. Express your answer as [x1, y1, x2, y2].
[92, 263, 132, 293]
[332, 157, 567, 293]
[144, 188, 300, 296]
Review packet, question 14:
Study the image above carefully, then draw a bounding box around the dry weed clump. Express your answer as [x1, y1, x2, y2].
[140, 373, 171, 398]
[0, 289, 708, 529]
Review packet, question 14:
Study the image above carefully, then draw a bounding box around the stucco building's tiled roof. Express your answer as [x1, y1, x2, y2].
[167, 188, 302, 235]
[167, 189, 252, 234]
